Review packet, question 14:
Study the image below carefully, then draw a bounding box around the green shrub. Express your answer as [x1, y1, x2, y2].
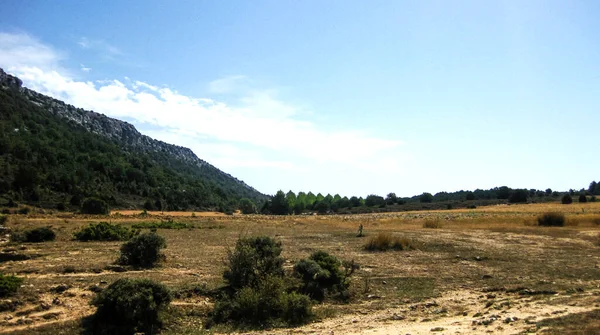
[74, 222, 139, 241]
[132, 219, 192, 230]
[212, 275, 312, 327]
[537, 212, 566, 227]
[294, 251, 358, 302]
[223, 236, 284, 290]
[579, 194, 588, 203]
[81, 197, 110, 215]
[10, 227, 56, 243]
[364, 232, 415, 251]
[561, 194, 573, 204]
[118, 233, 166, 268]
[90, 278, 171, 334]
[0, 274, 23, 298]
[239, 198, 257, 214]
[210, 236, 313, 328]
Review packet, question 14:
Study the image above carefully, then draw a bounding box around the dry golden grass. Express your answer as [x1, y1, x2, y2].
[0, 201, 599, 334]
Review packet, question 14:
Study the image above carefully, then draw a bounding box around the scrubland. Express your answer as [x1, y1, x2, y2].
[1, 202, 599, 334]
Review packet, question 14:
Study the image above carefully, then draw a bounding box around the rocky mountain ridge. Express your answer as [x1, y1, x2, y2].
[0, 68, 261, 196]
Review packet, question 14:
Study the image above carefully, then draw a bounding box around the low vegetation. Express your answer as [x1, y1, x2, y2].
[211, 236, 315, 328]
[81, 197, 110, 215]
[10, 227, 56, 243]
[0, 274, 23, 298]
[74, 222, 139, 241]
[364, 232, 416, 251]
[537, 212, 566, 227]
[118, 233, 166, 268]
[89, 278, 171, 334]
[294, 251, 358, 302]
[423, 218, 442, 229]
[131, 219, 193, 230]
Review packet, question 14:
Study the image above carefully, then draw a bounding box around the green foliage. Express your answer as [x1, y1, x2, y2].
[212, 236, 312, 327]
[419, 192, 433, 203]
[74, 222, 139, 241]
[0, 83, 267, 210]
[365, 194, 385, 207]
[118, 233, 166, 268]
[212, 275, 312, 327]
[81, 197, 110, 215]
[90, 278, 171, 335]
[294, 251, 358, 302]
[537, 212, 566, 227]
[269, 190, 290, 215]
[579, 194, 588, 203]
[239, 198, 257, 214]
[364, 232, 415, 251]
[561, 194, 573, 204]
[223, 236, 284, 290]
[132, 219, 192, 230]
[0, 274, 23, 297]
[10, 227, 56, 243]
[508, 189, 529, 203]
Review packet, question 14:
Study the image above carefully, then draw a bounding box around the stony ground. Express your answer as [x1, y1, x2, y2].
[1, 203, 599, 334]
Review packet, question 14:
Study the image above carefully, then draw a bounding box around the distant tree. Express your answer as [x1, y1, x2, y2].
[315, 201, 330, 214]
[338, 196, 351, 208]
[365, 194, 385, 207]
[349, 196, 361, 208]
[508, 189, 529, 204]
[385, 193, 398, 205]
[545, 188, 553, 196]
[286, 191, 297, 213]
[578, 194, 588, 203]
[561, 194, 573, 204]
[239, 198, 257, 214]
[496, 186, 511, 200]
[465, 192, 475, 201]
[419, 192, 433, 203]
[589, 181, 599, 195]
[271, 191, 290, 215]
[81, 197, 110, 215]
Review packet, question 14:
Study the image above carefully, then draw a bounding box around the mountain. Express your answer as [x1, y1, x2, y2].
[0, 68, 268, 211]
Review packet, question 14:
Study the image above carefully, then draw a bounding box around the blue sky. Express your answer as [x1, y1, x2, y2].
[1, 1, 599, 197]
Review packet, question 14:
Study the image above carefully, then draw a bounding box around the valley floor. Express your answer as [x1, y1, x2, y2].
[1, 202, 599, 334]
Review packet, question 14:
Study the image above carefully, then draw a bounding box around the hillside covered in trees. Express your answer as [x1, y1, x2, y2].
[0, 69, 267, 211]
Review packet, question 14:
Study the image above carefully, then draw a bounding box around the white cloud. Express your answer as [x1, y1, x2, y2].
[80, 64, 92, 72]
[78, 37, 122, 57]
[0, 31, 408, 194]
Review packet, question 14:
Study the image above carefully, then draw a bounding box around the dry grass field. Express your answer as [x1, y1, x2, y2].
[1, 202, 600, 334]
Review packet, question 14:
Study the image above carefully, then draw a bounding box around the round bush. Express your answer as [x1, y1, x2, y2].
[561, 194, 573, 204]
[119, 233, 166, 268]
[579, 194, 588, 203]
[91, 278, 171, 334]
[81, 197, 110, 215]
[537, 212, 565, 227]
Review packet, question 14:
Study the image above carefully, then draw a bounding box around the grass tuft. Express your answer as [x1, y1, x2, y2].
[364, 232, 416, 251]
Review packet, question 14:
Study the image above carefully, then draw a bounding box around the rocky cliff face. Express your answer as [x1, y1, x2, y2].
[0, 68, 260, 194]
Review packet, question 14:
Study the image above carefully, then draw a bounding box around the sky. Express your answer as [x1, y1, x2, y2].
[1, 1, 599, 197]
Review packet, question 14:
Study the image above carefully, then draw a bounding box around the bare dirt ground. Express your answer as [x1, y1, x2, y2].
[1, 202, 599, 334]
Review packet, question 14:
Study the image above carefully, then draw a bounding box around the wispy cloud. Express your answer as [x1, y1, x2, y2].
[0, 31, 407, 193]
[77, 37, 122, 58]
[208, 75, 248, 94]
[80, 64, 92, 72]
